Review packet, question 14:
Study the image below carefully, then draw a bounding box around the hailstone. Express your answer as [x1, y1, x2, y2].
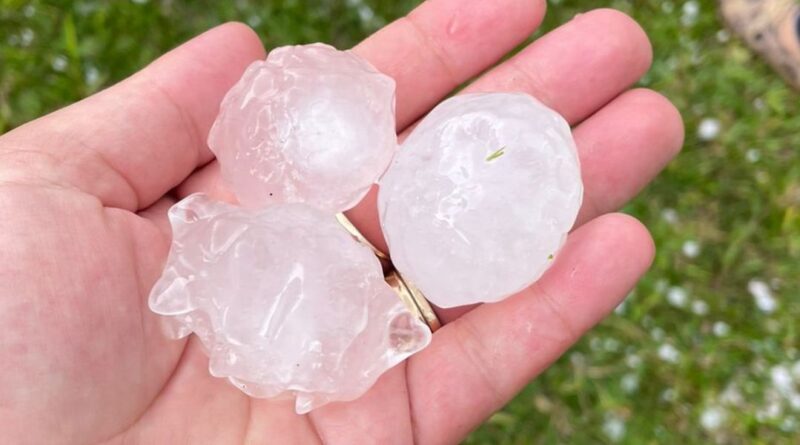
[378, 93, 583, 308]
[207, 43, 397, 213]
[149, 194, 431, 414]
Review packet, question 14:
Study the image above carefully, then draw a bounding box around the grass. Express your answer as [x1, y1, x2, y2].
[3, 0, 800, 443]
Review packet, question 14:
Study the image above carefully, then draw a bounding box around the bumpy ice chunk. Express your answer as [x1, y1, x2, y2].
[378, 93, 583, 308]
[208, 43, 397, 213]
[149, 194, 431, 413]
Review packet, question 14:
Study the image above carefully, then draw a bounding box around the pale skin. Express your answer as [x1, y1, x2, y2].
[0, 1, 684, 444]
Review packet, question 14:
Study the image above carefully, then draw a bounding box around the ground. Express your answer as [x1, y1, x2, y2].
[2, 0, 800, 443]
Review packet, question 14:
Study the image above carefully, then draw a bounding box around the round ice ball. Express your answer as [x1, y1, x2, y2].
[208, 43, 397, 213]
[379, 93, 583, 308]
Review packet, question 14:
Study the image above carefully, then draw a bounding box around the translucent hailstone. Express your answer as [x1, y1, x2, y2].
[379, 93, 583, 308]
[149, 194, 431, 413]
[208, 43, 397, 213]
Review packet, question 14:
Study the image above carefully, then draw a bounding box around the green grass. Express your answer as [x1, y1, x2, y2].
[3, 0, 800, 443]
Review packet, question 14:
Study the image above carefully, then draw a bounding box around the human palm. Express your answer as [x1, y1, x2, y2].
[0, 1, 683, 444]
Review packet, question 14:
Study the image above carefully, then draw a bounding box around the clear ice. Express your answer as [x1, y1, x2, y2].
[151, 43, 583, 413]
[379, 93, 584, 308]
[149, 194, 431, 414]
[207, 43, 397, 213]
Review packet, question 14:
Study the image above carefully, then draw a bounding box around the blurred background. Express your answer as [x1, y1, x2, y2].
[2, 0, 800, 443]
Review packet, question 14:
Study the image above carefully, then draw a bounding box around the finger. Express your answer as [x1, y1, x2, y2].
[345, 8, 656, 252]
[464, 8, 653, 124]
[308, 366, 414, 444]
[406, 213, 655, 444]
[573, 88, 684, 225]
[116, 338, 321, 444]
[176, 161, 236, 203]
[356, 0, 547, 129]
[0, 22, 265, 211]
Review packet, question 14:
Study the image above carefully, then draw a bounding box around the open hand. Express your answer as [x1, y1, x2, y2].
[0, 1, 683, 443]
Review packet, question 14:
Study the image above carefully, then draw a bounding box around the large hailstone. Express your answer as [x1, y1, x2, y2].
[379, 93, 583, 308]
[208, 43, 397, 213]
[149, 194, 431, 413]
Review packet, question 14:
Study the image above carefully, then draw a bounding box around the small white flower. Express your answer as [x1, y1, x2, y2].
[20, 28, 34, 47]
[621, 374, 639, 393]
[658, 344, 680, 363]
[700, 406, 726, 431]
[757, 399, 783, 421]
[746, 148, 761, 163]
[789, 394, 800, 411]
[347, 0, 376, 23]
[681, 1, 700, 26]
[748, 279, 777, 313]
[247, 15, 263, 28]
[667, 287, 688, 308]
[357, 5, 376, 22]
[697, 118, 721, 141]
[651, 327, 666, 341]
[84, 66, 100, 86]
[682, 240, 700, 258]
[721, 384, 744, 406]
[691, 300, 709, 316]
[661, 208, 678, 225]
[570, 352, 585, 367]
[771, 365, 794, 395]
[713, 321, 731, 337]
[51, 55, 68, 72]
[626, 353, 643, 369]
[603, 416, 626, 442]
[614, 298, 628, 314]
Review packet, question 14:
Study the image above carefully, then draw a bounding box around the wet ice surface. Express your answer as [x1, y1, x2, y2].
[208, 43, 397, 213]
[149, 194, 431, 413]
[152, 58, 583, 411]
[379, 93, 583, 308]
